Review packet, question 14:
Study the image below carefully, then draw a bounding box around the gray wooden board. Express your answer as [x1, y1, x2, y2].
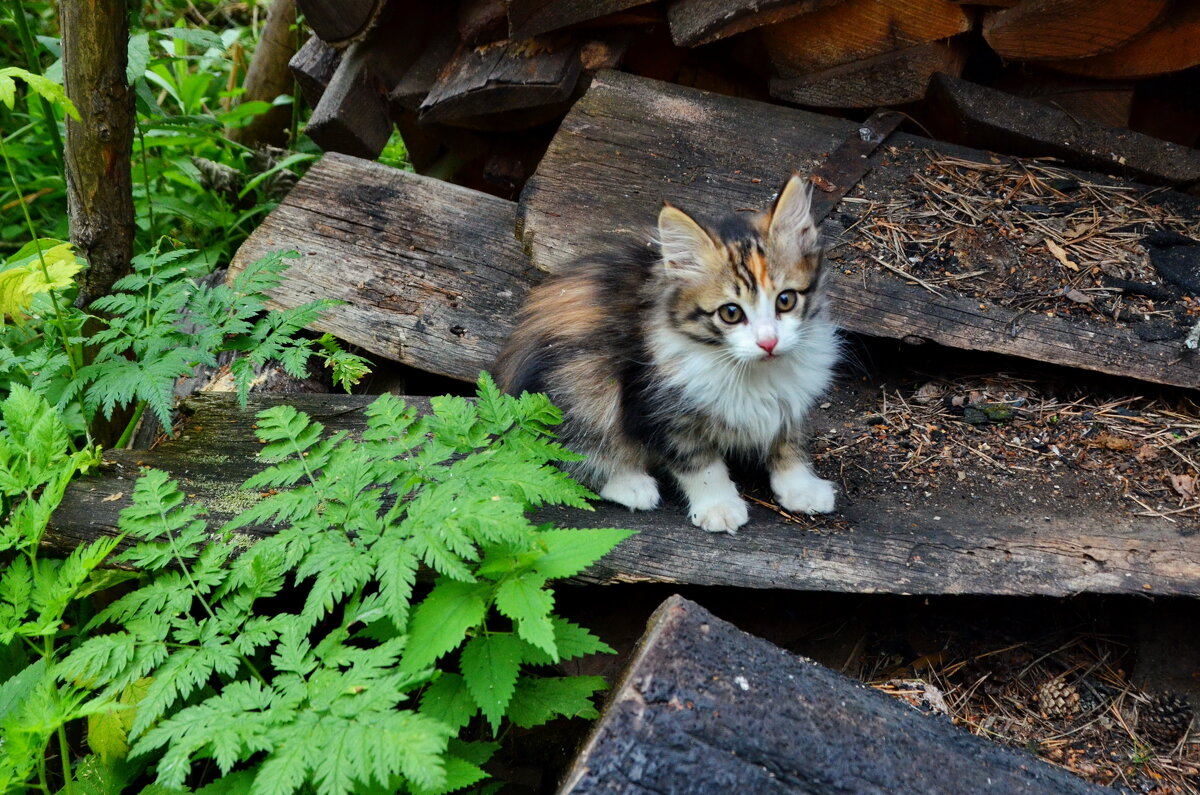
[47, 393, 1200, 598]
[516, 70, 1200, 390]
[561, 595, 1105, 794]
[229, 153, 537, 382]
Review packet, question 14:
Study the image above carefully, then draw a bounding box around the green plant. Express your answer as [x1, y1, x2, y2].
[57, 375, 631, 794]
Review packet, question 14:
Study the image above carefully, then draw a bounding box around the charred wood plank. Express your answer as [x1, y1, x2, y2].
[562, 595, 1106, 793]
[665, 0, 836, 48]
[982, 0, 1170, 62]
[506, 0, 655, 41]
[770, 40, 964, 108]
[929, 73, 1200, 191]
[230, 153, 533, 381]
[295, 0, 385, 46]
[516, 70, 1200, 390]
[47, 393, 1200, 597]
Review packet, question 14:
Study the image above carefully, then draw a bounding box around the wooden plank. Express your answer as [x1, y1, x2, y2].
[665, 0, 836, 48]
[1046, 1, 1200, 79]
[47, 393, 1200, 598]
[982, 0, 1170, 62]
[229, 153, 534, 381]
[516, 70, 1200, 390]
[929, 73, 1200, 191]
[506, 0, 655, 41]
[295, 0, 385, 46]
[290, 35, 342, 109]
[760, 0, 971, 78]
[770, 40, 964, 108]
[458, 0, 508, 45]
[388, 29, 458, 111]
[562, 595, 1107, 793]
[418, 38, 583, 127]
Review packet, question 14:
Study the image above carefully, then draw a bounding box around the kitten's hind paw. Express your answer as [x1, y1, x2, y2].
[689, 496, 749, 535]
[600, 470, 661, 511]
[772, 467, 837, 514]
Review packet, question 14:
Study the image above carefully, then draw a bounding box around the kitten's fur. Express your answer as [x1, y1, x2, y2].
[496, 175, 839, 533]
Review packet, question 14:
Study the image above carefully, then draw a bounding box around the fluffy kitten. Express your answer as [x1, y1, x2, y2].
[496, 175, 839, 533]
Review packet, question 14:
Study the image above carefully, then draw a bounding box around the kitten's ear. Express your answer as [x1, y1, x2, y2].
[658, 203, 717, 275]
[766, 174, 820, 264]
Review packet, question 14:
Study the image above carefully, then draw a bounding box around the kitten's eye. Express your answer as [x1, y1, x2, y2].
[716, 303, 744, 324]
[776, 289, 799, 313]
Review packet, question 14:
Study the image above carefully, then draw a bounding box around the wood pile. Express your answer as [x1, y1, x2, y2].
[292, 0, 1200, 197]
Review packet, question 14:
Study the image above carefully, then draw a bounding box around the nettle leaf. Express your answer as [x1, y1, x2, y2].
[459, 633, 523, 733]
[494, 576, 556, 660]
[400, 580, 489, 675]
[532, 528, 635, 580]
[418, 673, 476, 732]
[506, 676, 607, 729]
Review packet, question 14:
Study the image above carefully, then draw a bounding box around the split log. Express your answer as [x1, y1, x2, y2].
[47, 392, 1200, 597]
[506, 0, 655, 41]
[295, 0, 385, 47]
[517, 70, 1200, 389]
[770, 40, 964, 108]
[982, 0, 1171, 62]
[230, 153, 532, 381]
[760, 0, 971, 78]
[929, 73, 1200, 190]
[1046, 1, 1200, 79]
[419, 38, 583, 129]
[289, 35, 341, 109]
[563, 596, 1106, 793]
[665, 0, 835, 48]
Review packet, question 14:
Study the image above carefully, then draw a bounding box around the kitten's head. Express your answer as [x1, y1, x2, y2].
[653, 174, 826, 362]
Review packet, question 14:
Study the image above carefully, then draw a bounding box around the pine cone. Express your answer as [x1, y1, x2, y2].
[1140, 693, 1194, 748]
[1037, 677, 1081, 719]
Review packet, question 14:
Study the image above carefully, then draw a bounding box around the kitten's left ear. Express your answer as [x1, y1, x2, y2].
[766, 174, 820, 264]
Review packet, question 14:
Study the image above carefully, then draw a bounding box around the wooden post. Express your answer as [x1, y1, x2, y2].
[229, 0, 298, 148]
[60, 0, 135, 309]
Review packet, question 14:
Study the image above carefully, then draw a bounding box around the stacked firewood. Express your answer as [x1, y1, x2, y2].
[291, 0, 1200, 196]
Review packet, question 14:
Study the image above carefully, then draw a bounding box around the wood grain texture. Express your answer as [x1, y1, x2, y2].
[1046, 1, 1200, 78]
[47, 394, 1200, 598]
[761, 0, 971, 78]
[517, 70, 1200, 389]
[506, 0, 656, 40]
[770, 40, 963, 107]
[563, 596, 1107, 793]
[666, 0, 835, 47]
[295, 0, 384, 45]
[229, 153, 536, 381]
[982, 0, 1170, 61]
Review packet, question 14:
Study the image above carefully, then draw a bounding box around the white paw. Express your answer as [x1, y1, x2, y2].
[772, 467, 837, 514]
[599, 470, 661, 511]
[689, 494, 749, 534]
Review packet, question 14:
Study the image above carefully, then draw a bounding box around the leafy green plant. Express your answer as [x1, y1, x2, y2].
[58, 375, 631, 794]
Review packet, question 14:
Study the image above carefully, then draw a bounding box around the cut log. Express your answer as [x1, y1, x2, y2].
[295, 0, 385, 46]
[289, 35, 341, 109]
[665, 0, 836, 48]
[47, 392, 1199, 597]
[760, 0, 971, 78]
[770, 40, 964, 108]
[1046, 1, 1200, 79]
[506, 0, 655, 40]
[929, 73, 1200, 190]
[982, 0, 1170, 62]
[563, 596, 1106, 793]
[418, 38, 583, 128]
[517, 70, 1200, 389]
[230, 153, 532, 381]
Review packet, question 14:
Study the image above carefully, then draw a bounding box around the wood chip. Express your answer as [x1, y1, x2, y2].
[1045, 239, 1080, 271]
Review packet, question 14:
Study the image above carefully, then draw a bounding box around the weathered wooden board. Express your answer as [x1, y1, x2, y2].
[981, 0, 1170, 61]
[506, 0, 656, 41]
[930, 73, 1200, 191]
[770, 40, 963, 108]
[47, 393, 1200, 598]
[562, 595, 1106, 793]
[665, 0, 835, 47]
[230, 153, 535, 381]
[516, 70, 1200, 390]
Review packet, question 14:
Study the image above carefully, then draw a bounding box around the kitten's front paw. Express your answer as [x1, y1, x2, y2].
[600, 470, 661, 511]
[689, 495, 750, 534]
[772, 467, 837, 514]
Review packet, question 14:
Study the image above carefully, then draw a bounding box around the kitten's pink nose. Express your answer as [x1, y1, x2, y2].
[757, 337, 778, 354]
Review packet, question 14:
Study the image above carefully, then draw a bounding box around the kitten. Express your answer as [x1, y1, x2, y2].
[496, 175, 839, 533]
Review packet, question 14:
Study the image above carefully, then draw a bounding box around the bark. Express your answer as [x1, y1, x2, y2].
[61, 0, 135, 310]
[229, 0, 298, 148]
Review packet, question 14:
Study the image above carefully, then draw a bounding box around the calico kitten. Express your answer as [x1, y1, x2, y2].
[496, 175, 839, 533]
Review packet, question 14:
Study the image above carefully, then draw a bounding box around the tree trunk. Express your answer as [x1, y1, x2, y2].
[61, 0, 135, 310]
[229, 0, 298, 148]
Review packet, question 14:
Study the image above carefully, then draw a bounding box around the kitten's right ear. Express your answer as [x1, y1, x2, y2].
[658, 203, 717, 276]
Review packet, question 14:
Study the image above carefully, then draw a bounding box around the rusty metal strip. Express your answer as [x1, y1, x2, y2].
[807, 109, 905, 223]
